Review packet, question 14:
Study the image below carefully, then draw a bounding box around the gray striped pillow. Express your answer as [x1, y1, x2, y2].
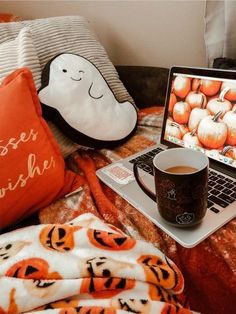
[0, 16, 134, 156]
[0, 27, 41, 88]
[0, 15, 133, 104]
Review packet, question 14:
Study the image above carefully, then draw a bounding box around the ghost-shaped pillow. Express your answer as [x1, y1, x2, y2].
[38, 53, 138, 149]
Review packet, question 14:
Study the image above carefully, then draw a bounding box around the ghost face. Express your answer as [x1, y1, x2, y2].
[38, 53, 137, 146]
[0, 241, 30, 264]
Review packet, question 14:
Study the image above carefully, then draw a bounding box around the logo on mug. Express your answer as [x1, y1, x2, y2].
[176, 212, 195, 225]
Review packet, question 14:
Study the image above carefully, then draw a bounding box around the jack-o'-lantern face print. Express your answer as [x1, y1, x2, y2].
[148, 283, 179, 305]
[0, 241, 30, 264]
[80, 277, 135, 298]
[6, 257, 61, 280]
[112, 298, 151, 313]
[83, 256, 133, 278]
[39, 224, 81, 252]
[24, 278, 60, 298]
[36, 298, 79, 311]
[138, 255, 177, 291]
[87, 229, 136, 251]
[59, 307, 116, 314]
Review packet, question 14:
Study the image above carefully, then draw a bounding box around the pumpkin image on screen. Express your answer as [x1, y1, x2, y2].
[165, 120, 182, 140]
[197, 112, 227, 148]
[168, 93, 177, 114]
[188, 107, 210, 132]
[222, 146, 236, 160]
[185, 89, 207, 109]
[183, 130, 203, 147]
[207, 88, 232, 119]
[192, 78, 221, 96]
[221, 81, 236, 101]
[172, 76, 191, 98]
[222, 109, 236, 145]
[173, 101, 191, 124]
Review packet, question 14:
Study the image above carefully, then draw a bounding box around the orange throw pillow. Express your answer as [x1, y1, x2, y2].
[0, 68, 76, 229]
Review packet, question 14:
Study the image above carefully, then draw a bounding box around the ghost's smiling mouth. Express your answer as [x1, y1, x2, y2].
[70, 70, 84, 82]
[88, 82, 103, 99]
[71, 77, 82, 81]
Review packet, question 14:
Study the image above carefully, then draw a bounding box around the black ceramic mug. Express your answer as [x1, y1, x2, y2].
[133, 148, 209, 227]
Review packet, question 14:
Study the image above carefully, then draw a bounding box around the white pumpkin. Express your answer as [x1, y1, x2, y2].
[222, 109, 236, 145]
[185, 90, 207, 109]
[197, 112, 227, 148]
[183, 131, 203, 147]
[188, 107, 210, 131]
[222, 146, 236, 160]
[221, 81, 236, 101]
[172, 76, 191, 98]
[165, 121, 182, 140]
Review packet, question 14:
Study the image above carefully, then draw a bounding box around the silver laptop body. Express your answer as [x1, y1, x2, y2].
[97, 66, 236, 248]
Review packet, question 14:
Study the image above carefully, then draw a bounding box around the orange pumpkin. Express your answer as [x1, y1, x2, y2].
[222, 109, 236, 145]
[6, 257, 61, 279]
[173, 101, 191, 124]
[197, 111, 227, 148]
[59, 307, 116, 314]
[188, 107, 209, 131]
[137, 255, 178, 290]
[192, 78, 221, 96]
[39, 224, 81, 252]
[206, 88, 232, 119]
[172, 76, 191, 98]
[183, 130, 202, 147]
[80, 277, 135, 298]
[87, 229, 136, 251]
[168, 93, 177, 114]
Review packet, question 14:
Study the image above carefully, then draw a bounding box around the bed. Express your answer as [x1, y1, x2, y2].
[0, 15, 235, 314]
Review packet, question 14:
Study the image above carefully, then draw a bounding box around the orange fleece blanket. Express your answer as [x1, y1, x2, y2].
[37, 107, 236, 314]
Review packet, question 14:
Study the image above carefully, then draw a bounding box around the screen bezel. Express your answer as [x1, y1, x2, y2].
[160, 66, 236, 175]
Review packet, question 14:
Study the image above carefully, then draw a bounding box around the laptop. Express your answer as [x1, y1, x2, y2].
[96, 66, 236, 248]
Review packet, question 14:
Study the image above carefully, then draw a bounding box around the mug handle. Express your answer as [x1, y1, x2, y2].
[133, 160, 156, 202]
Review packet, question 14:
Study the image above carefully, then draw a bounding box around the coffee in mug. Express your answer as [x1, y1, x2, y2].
[165, 166, 198, 174]
[133, 148, 209, 227]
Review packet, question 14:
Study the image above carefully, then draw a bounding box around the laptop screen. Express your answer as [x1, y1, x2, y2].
[161, 66, 236, 169]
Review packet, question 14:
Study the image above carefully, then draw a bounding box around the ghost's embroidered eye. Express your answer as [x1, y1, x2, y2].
[62, 69, 67, 73]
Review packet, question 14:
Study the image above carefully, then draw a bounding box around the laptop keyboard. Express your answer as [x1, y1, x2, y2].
[208, 169, 236, 213]
[129, 147, 164, 176]
[129, 147, 236, 214]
